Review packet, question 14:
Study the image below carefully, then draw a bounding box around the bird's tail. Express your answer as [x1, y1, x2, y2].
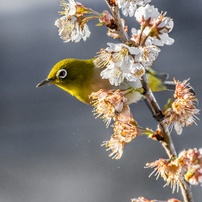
[147, 68, 195, 95]
[163, 80, 176, 91]
[147, 69, 169, 92]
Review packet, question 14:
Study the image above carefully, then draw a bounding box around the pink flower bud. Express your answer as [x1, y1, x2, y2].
[100, 10, 113, 26]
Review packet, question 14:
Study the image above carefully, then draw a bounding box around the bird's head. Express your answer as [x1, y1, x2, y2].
[37, 59, 79, 89]
[36, 58, 95, 103]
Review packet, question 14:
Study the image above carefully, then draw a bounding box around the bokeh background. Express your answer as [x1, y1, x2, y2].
[1, 0, 202, 201]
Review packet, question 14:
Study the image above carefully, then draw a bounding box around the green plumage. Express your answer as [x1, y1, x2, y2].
[37, 58, 174, 104]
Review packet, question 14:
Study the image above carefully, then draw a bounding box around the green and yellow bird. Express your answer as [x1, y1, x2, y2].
[36, 58, 174, 104]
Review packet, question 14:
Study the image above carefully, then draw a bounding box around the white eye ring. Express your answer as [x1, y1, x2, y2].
[57, 69, 67, 79]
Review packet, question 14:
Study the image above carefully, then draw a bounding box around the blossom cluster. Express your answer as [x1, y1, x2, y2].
[90, 89, 147, 159]
[146, 156, 192, 193]
[146, 148, 202, 193]
[55, 0, 92, 42]
[163, 79, 199, 135]
[179, 148, 202, 185]
[131, 197, 181, 202]
[98, 43, 160, 86]
[97, 4, 173, 86]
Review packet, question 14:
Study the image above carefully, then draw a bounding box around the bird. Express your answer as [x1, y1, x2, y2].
[36, 58, 177, 105]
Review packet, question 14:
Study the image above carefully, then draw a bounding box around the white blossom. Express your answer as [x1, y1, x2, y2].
[60, 0, 77, 16]
[135, 5, 174, 46]
[150, 33, 174, 46]
[135, 4, 159, 23]
[150, 16, 174, 46]
[100, 61, 124, 86]
[129, 62, 145, 79]
[135, 45, 160, 69]
[55, 15, 90, 43]
[116, 0, 151, 17]
[102, 135, 125, 159]
[106, 43, 140, 55]
[98, 43, 144, 86]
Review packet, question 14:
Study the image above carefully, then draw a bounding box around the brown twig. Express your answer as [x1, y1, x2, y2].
[105, 0, 129, 43]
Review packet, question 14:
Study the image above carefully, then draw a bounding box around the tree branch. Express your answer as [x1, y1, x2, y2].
[104, 2, 194, 202]
[141, 74, 177, 157]
[141, 71, 194, 202]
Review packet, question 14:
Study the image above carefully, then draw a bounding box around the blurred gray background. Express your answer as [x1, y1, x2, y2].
[1, 0, 202, 202]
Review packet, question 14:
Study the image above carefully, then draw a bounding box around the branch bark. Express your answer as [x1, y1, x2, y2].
[180, 183, 194, 202]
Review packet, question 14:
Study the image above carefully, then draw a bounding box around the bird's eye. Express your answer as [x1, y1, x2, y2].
[57, 69, 67, 79]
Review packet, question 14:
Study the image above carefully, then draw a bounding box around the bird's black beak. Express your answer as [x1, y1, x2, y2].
[36, 78, 55, 88]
